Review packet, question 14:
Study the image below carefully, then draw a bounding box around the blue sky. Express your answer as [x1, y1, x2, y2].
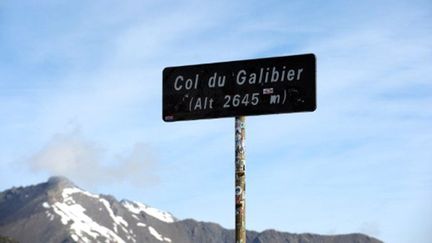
[1, 0, 431, 242]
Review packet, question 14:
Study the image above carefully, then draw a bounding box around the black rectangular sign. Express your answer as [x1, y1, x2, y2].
[163, 53, 316, 122]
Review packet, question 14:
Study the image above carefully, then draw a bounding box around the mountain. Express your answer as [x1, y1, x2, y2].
[0, 177, 382, 243]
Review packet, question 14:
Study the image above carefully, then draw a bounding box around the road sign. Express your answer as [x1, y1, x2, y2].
[163, 53, 316, 122]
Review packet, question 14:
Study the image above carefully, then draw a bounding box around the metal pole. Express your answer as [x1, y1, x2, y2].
[235, 116, 246, 243]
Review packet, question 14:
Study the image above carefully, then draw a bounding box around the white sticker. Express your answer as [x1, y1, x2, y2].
[263, 88, 274, 95]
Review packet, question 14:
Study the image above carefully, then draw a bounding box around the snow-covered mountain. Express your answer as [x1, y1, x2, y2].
[0, 177, 382, 243]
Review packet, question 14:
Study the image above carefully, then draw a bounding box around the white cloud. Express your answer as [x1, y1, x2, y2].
[27, 127, 159, 188]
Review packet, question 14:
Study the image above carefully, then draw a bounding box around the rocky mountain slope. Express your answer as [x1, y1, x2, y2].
[0, 177, 382, 243]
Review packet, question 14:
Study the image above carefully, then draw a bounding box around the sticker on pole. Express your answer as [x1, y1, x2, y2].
[163, 53, 316, 122]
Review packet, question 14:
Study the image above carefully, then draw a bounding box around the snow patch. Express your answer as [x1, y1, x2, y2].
[50, 186, 131, 243]
[52, 200, 127, 243]
[44, 210, 55, 221]
[99, 197, 129, 234]
[122, 200, 175, 223]
[71, 234, 79, 241]
[137, 222, 147, 227]
[148, 226, 163, 241]
[42, 202, 50, 208]
[148, 226, 171, 242]
[62, 187, 99, 200]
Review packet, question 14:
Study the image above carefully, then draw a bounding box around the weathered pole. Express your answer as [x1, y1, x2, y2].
[235, 116, 246, 243]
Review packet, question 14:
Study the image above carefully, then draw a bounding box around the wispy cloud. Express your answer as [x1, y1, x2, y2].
[27, 127, 159, 188]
